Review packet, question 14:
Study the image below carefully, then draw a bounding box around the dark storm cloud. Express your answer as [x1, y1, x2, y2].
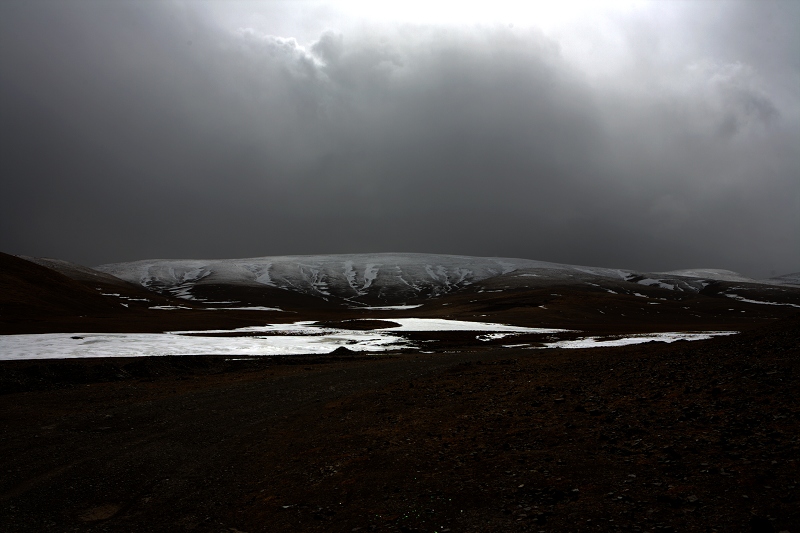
[1, 1, 798, 277]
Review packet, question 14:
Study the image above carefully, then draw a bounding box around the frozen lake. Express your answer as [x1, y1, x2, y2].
[0, 319, 736, 360]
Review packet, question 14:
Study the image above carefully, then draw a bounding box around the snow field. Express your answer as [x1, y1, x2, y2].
[0, 318, 737, 361]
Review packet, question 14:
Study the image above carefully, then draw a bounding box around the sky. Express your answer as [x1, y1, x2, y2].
[1, 0, 798, 278]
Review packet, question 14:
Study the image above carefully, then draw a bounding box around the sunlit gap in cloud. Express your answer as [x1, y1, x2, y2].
[333, 0, 645, 30]
[210, 0, 652, 82]
[208, 0, 648, 46]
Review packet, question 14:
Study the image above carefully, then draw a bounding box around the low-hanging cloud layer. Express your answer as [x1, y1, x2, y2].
[1, 1, 798, 278]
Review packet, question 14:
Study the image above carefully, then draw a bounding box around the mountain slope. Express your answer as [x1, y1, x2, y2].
[765, 272, 800, 287]
[95, 253, 774, 306]
[95, 253, 626, 304]
[657, 268, 755, 283]
[5, 251, 800, 335]
[0, 253, 123, 320]
[20, 255, 138, 289]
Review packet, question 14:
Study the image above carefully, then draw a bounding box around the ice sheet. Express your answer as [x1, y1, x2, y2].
[0, 318, 569, 361]
[0, 319, 735, 361]
[0, 331, 410, 361]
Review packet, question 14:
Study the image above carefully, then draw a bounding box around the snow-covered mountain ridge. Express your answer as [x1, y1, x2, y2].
[93, 253, 770, 304]
[96, 253, 557, 303]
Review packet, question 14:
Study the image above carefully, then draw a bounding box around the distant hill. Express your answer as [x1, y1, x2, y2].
[96, 253, 761, 305]
[657, 268, 755, 283]
[5, 251, 799, 334]
[0, 252, 122, 319]
[765, 272, 800, 287]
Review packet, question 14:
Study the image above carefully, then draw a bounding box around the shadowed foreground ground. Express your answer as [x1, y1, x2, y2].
[1, 317, 798, 532]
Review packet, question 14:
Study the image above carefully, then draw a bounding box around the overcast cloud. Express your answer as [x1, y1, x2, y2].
[1, 1, 798, 277]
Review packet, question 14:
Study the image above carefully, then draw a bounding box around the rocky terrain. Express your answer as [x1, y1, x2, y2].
[1, 317, 797, 532]
[1, 253, 798, 532]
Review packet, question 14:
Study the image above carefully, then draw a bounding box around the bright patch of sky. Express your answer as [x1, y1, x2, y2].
[205, 0, 651, 78]
[208, 1, 643, 36]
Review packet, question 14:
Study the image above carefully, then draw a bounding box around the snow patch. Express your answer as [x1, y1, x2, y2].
[0, 318, 568, 361]
[362, 263, 380, 291]
[724, 294, 800, 308]
[0, 331, 408, 360]
[206, 306, 284, 311]
[371, 318, 569, 333]
[660, 269, 754, 283]
[494, 261, 517, 275]
[424, 264, 439, 281]
[477, 333, 515, 341]
[637, 279, 674, 290]
[354, 304, 423, 310]
[343, 261, 359, 294]
[542, 331, 736, 349]
[251, 262, 274, 285]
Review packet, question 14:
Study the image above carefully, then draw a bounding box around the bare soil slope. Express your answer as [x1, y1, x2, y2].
[0, 254, 296, 334]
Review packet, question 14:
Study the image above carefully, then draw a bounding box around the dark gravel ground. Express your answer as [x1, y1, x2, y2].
[1, 316, 798, 533]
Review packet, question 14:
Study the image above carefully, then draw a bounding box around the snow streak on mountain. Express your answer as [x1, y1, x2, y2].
[95, 253, 760, 305]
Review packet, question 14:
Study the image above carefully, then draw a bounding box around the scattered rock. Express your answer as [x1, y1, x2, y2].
[79, 504, 120, 522]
